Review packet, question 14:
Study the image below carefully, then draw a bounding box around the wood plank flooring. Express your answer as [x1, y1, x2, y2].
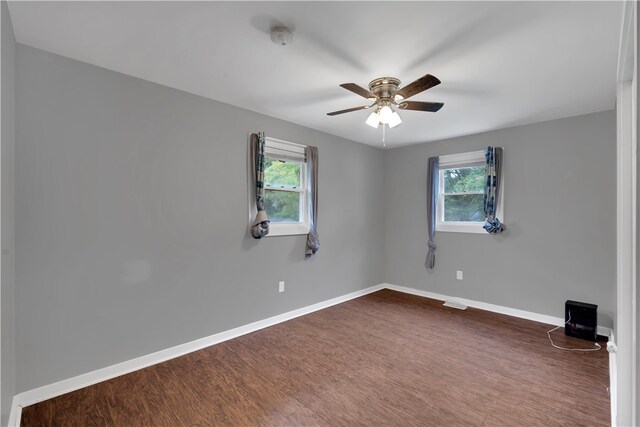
[21, 289, 610, 426]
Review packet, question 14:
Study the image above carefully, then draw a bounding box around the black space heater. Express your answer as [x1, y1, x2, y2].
[564, 300, 597, 342]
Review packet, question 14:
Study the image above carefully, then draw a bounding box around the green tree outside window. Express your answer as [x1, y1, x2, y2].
[264, 158, 302, 222]
[443, 166, 485, 222]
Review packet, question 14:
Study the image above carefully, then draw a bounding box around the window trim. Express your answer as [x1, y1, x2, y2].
[261, 137, 311, 237]
[436, 150, 504, 234]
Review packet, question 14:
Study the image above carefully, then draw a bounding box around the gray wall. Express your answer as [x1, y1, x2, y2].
[1, 1, 16, 425]
[14, 45, 385, 392]
[384, 110, 616, 328]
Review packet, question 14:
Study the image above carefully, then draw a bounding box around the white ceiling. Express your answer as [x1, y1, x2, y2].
[7, 1, 623, 148]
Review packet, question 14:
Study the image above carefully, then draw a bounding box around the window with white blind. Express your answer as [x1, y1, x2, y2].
[262, 137, 310, 236]
[436, 150, 504, 234]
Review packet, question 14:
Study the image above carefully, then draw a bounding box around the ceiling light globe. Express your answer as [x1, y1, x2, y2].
[388, 111, 402, 128]
[365, 112, 380, 128]
[379, 106, 393, 124]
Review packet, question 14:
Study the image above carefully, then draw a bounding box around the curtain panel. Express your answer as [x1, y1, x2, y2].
[482, 146, 505, 234]
[250, 132, 270, 239]
[305, 146, 320, 258]
[426, 156, 439, 269]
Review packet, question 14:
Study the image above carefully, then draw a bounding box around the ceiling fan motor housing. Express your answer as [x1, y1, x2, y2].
[369, 77, 401, 100]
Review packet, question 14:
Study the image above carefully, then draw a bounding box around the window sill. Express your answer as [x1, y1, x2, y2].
[267, 222, 310, 237]
[436, 221, 488, 234]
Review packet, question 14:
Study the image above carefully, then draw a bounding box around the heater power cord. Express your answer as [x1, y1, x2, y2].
[546, 312, 601, 352]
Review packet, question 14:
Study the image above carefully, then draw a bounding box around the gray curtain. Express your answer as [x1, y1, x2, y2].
[426, 156, 439, 269]
[482, 146, 505, 234]
[305, 146, 320, 257]
[250, 132, 270, 239]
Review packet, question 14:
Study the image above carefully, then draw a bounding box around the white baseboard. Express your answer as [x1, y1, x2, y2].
[9, 282, 614, 426]
[383, 283, 613, 337]
[607, 331, 617, 427]
[10, 284, 385, 420]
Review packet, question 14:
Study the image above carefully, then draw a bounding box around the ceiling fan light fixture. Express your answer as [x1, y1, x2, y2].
[327, 73, 443, 137]
[388, 111, 402, 128]
[365, 111, 380, 128]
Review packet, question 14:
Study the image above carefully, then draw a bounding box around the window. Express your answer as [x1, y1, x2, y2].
[263, 137, 310, 236]
[436, 150, 503, 234]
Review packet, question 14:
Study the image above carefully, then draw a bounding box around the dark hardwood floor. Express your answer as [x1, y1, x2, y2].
[21, 289, 610, 426]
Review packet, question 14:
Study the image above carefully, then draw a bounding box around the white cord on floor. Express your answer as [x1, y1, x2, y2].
[547, 312, 601, 352]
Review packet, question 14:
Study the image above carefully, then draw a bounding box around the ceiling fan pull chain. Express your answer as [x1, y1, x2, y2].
[382, 124, 386, 147]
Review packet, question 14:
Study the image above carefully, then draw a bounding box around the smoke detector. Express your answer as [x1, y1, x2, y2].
[271, 26, 294, 46]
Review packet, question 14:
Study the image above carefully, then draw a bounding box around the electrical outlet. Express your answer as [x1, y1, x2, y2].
[456, 270, 463, 280]
[279, 281, 285, 293]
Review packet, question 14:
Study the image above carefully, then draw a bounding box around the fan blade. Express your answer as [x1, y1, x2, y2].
[396, 74, 441, 100]
[340, 83, 376, 99]
[327, 104, 374, 116]
[398, 101, 444, 112]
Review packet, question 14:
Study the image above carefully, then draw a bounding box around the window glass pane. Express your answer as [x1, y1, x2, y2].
[265, 189, 300, 223]
[443, 166, 485, 193]
[444, 194, 484, 222]
[264, 158, 301, 189]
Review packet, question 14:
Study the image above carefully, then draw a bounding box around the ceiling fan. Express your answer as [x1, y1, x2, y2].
[327, 74, 444, 129]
